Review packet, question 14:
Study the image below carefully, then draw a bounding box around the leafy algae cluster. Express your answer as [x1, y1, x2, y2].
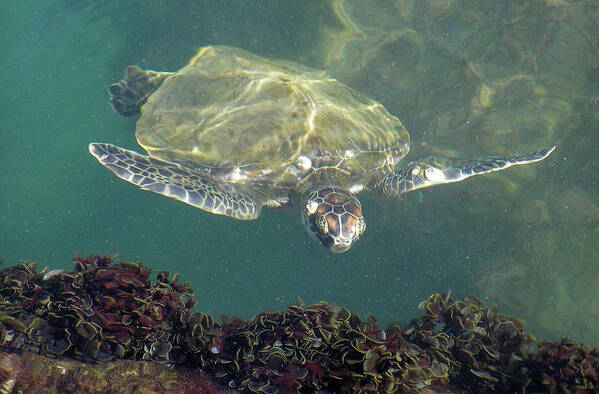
[0, 256, 596, 393]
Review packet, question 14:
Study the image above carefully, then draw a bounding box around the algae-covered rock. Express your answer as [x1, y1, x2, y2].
[0, 256, 596, 392]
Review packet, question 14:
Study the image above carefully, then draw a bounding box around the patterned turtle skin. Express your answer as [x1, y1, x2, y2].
[90, 46, 555, 253]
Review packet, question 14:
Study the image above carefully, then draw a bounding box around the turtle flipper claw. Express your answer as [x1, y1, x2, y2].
[89, 143, 262, 220]
[376, 146, 555, 198]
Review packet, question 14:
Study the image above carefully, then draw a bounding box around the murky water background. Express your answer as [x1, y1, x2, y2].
[1, 0, 597, 346]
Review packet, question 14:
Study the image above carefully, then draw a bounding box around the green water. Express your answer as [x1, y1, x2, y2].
[1, 1, 598, 346]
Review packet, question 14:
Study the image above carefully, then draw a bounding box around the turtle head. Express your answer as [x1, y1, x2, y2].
[301, 186, 366, 254]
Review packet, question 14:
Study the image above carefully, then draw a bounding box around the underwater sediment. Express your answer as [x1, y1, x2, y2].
[0, 255, 596, 393]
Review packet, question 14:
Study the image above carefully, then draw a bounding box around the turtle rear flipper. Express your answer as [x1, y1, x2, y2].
[108, 67, 172, 117]
[376, 146, 555, 197]
[89, 143, 262, 220]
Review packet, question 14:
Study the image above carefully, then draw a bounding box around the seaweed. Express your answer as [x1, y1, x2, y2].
[0, 256, 596, 393]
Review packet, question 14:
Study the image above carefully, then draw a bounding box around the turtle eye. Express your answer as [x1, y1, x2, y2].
[316, 216, 329, 235]
[357, 217, 366, 236]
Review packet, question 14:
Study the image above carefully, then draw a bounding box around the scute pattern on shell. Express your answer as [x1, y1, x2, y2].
[135, 46, 409, 186]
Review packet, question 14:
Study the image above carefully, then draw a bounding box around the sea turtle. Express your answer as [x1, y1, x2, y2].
[89, 46, 554, 253]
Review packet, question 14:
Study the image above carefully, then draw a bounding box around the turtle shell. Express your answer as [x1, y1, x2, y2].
[136, 46, 409, 188]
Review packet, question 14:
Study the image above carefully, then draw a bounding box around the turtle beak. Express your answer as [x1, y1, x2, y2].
[330, 243, 351, 254]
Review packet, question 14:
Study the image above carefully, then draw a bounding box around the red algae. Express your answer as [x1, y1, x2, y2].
[0, 256, 596, 392]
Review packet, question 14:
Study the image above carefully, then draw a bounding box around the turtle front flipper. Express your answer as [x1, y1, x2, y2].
[108, 67, 173, 117]
[375, 146, 555, 198]
[89, 143, 262, 220]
